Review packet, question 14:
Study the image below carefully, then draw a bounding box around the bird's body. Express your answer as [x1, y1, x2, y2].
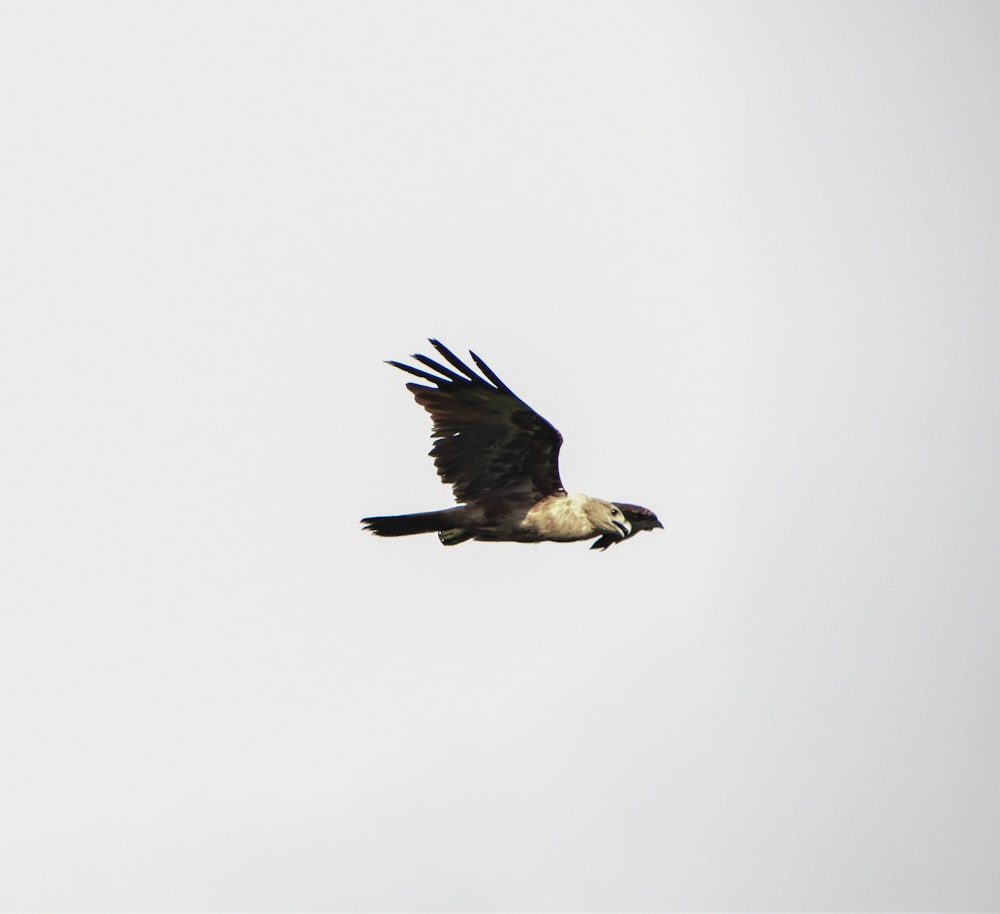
[361, 340, 661, 551]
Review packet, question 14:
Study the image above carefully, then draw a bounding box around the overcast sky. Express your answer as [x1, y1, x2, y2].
[2, 2, 999, 910]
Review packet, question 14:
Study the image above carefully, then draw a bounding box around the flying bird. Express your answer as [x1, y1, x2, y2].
[361, 340, 662, 550]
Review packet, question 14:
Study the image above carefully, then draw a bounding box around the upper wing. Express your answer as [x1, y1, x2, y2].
[387, 339, 565, 504]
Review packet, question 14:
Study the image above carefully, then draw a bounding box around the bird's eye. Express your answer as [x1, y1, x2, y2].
[611, 508, 619, 516]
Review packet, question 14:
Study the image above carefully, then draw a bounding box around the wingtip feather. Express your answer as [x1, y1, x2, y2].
[469, 350, 514, 395]
[427, 339, 487, 384]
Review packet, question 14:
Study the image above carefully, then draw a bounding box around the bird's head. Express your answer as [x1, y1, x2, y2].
[588, 502, 663, 551]
[584, 498, 632, 539]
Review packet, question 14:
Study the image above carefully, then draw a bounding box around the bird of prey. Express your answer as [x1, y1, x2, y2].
[361, 340, 662, 550]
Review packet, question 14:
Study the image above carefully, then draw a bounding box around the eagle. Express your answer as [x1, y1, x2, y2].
[361, 340, 662, 550]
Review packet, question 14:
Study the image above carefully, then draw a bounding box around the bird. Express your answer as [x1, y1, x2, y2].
[361, 339, 662, 550]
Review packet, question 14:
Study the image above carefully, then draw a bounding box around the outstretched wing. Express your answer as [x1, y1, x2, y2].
[387, 340, 565, 504]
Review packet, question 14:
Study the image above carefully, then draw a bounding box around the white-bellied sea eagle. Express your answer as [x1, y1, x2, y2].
[361, 340, 662, 550]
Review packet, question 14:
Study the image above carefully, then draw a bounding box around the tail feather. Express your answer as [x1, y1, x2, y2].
[361, 509, 455, 538]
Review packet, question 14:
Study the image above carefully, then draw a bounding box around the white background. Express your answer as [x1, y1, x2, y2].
[2, 2, 999, 910]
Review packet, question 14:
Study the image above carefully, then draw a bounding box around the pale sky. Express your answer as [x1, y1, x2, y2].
[2, 2, 999, 910]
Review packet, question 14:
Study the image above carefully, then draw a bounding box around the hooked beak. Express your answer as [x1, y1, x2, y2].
[613, 520, 630, 538]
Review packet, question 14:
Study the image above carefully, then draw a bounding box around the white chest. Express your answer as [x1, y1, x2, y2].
[522, 493, 595, 541]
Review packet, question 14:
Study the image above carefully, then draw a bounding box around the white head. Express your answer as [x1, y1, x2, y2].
[583, 497, 632, 539]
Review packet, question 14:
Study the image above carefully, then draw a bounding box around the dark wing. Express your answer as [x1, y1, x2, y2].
[387, 339, 564, 504]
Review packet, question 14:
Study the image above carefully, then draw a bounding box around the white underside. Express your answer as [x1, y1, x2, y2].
[519, 492, 601, 541]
